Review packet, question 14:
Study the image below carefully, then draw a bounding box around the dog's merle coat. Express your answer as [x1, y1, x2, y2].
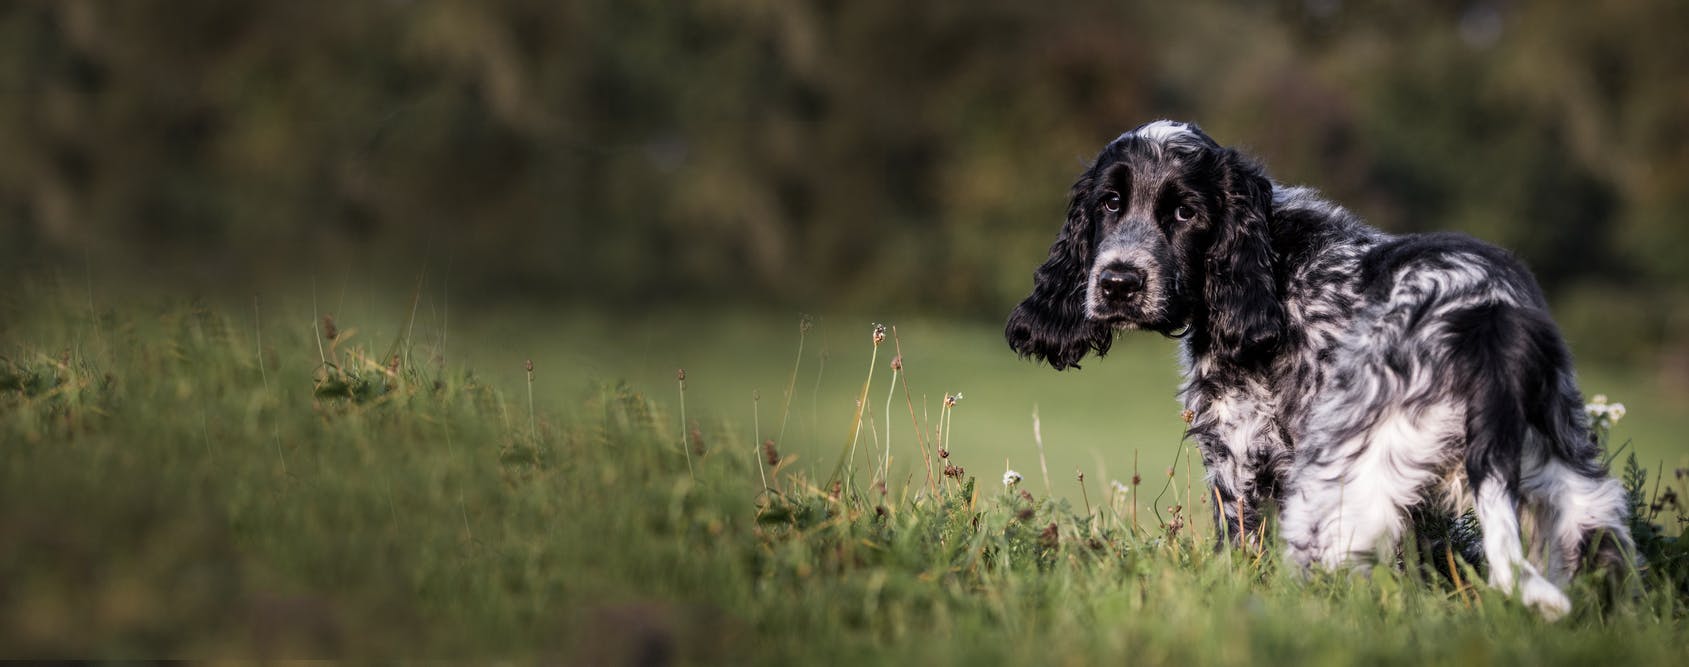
[1005, 120, 1633, 619]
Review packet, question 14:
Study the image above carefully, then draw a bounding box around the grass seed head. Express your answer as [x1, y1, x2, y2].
[524, 359, 534, 373]
[872, 323, 887, 345]
[943, 464, 964, 479]
[799, 314, 814, 334]
[763, 439, 780, 466]
[890, 355, 902, 372]
[1181, 409, 1195, 424]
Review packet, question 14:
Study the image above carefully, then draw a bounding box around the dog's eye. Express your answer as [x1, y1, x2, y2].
[1101, 192, 1122, 214]
[1173, 205, 1196, 222]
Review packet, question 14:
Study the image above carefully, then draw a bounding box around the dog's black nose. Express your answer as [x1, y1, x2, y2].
[1099, 266, 1145, 299]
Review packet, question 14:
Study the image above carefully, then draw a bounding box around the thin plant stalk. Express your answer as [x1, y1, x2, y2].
[678, 369, 694, 480]
[1132, 449, 1140, 534]
[754, 391, 769, 496]
[890, 328, 936, 498]
[883, 365, 897, 485]
[525, 360, 537, 441]
[1033, 406, 1052, 498]
[776, 316, 810, 448]
[830, 325, 884, 486]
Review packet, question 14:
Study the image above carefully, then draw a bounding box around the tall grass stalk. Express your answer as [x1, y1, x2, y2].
[525, 359, 537, 441]
[754, 390, 768, 495]
[678, 368, 694, 480]
[829, 324, 884, 486]
[883, 359, 897, 485]
[889, 328, 936, 498]
[776, 315, 811, 448]
[1033, 406, 1052, 498]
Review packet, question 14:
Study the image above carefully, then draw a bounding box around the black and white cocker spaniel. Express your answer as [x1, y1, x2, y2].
[1005, 120, 1634, 619]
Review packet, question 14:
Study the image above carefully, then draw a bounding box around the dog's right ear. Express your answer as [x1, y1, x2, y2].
[1005, 175, 1114, 370]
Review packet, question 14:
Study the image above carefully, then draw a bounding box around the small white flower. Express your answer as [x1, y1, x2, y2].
[1585, 402, 1609, 419]
[1591, 394, 1609, 405]
[1111, 480, 1130, 494]
[1608, 403, 1626, 423]
[1003, 469, 1022, 487]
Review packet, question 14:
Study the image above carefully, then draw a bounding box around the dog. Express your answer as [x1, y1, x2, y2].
[1004, 120, 1634, 619]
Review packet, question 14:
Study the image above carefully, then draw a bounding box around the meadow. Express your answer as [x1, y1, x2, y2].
[2, 276, 1687, 662]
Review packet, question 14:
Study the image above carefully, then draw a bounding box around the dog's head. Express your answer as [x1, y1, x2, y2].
[1005, 120, 1284, 369]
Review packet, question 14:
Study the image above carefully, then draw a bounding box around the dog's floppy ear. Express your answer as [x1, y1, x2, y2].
[1203, 148, 1284, 366]
[1005, 175, 1114, 370]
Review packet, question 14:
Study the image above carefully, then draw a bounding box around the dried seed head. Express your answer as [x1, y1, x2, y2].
[763, 439, 780, 466]
[676, 368, 687, 389]
[943, 464, 964, 479]
[321, 314, 338, 340]
[799, 314, 814, 334]
[524, 359, 534, 373]
[1039, 522, 1060, 549]
[753, 389, 760, 401]
[872, 323, 887, 345]
[890, 355, 903, 371]
[1131, 473, 1142, 486]
[1181, 409, 1195, 424]
[1018, 489, 1034, 504]
[1076, 470, 1085, 483]
[1166, 466, 1175, 478]
[938, 447, 950, 459]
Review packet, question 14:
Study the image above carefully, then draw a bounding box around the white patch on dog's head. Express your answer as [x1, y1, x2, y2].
[1124, 120, 1195, 144]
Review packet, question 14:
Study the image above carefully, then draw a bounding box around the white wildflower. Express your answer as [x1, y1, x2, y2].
[1111, 480, 1130, 494]
[1002, 469, 1022, 488]
[1608, 403, 1626, 423]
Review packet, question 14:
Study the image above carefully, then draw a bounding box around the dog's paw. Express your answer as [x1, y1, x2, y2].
[1520, 575, 1571, 621]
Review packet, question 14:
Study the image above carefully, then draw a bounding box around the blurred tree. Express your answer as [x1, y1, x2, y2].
[0, 0, 1684, 359]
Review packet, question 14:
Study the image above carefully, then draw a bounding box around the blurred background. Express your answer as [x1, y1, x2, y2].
[3, 0, 1687, 376]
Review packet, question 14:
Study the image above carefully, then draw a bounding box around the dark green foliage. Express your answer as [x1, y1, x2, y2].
[2, 1, 1688, 362]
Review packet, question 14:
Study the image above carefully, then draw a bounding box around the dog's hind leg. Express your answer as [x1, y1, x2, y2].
[1448, 303, 1581, 619]
[1472, 473, 1571, 619]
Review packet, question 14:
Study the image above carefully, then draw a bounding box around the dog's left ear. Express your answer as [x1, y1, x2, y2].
[1203, 148, 1284, 366]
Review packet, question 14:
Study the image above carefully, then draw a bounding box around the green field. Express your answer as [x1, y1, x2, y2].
[3, 280, 1687, 661]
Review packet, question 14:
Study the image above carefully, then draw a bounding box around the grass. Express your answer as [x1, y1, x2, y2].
[2, 278, 1687, 662]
